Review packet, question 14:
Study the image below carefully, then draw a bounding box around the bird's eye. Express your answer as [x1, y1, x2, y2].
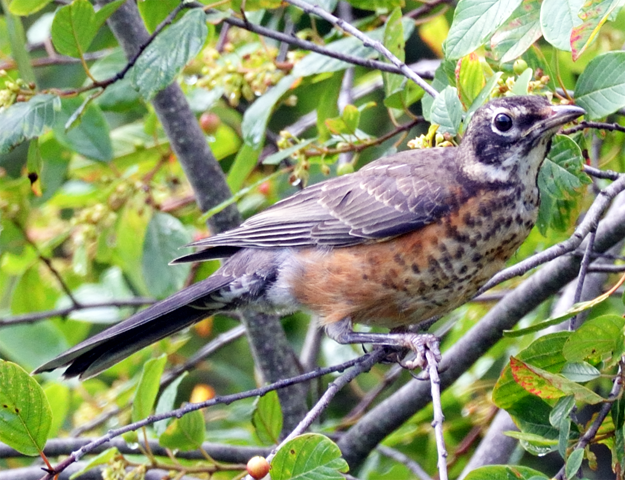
[493, 113, 513, 132]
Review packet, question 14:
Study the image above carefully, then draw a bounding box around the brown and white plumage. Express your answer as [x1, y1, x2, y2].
[34, 96, 585, 379]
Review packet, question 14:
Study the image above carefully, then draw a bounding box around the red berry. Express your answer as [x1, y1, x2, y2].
[247, 456, 270, 479]
[199, 112, 221, 134]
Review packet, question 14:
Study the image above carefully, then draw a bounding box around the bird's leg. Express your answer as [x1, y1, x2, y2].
[324, 317, 441, 370]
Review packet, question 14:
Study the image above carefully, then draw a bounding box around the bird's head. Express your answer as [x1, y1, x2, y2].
[459, 96, 585, 185]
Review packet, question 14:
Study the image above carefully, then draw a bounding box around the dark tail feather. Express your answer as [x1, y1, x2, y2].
[33, 275, 231, 379]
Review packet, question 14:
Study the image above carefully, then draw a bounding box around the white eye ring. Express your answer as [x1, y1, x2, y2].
[491, 109, 516, 136]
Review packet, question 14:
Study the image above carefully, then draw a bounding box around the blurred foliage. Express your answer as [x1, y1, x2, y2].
[1, 0, 625, 479]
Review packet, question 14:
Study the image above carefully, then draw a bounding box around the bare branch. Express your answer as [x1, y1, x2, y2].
[284, 0, 439, 98]
[39, 354, 380, 480]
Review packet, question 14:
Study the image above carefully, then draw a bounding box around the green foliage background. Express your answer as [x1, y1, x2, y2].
[1, 0, 625, 479]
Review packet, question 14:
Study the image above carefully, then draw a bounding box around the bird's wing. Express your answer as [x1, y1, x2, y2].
[175, 149, 463, 262]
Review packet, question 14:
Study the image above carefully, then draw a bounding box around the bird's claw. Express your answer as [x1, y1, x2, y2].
[398, 333, 441, 371]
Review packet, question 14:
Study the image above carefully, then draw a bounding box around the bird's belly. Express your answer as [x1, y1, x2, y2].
[285, 190, 536, 328]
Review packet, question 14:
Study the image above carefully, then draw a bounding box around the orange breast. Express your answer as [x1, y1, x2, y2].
[287, 188, 533, 328]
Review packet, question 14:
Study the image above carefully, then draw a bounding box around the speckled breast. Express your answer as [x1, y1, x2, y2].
[289, 185, 538, 328]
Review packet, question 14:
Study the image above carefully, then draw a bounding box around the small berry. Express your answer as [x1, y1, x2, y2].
[247, 456, 270, 479]
[513, 59, 528, 76]
[337, 163, 355, 176]
[199, 112, 221, 134]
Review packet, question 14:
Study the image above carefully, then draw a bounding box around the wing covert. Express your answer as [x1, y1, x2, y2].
[176, 148, 463, 261]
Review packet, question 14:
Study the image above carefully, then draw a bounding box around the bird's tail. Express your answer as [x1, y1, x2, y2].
[33, 274, 232, 379]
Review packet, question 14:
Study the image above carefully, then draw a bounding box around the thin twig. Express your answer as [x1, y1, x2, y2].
[426, 348, 448, 480]
[202, 6, 418, 76]
[377, 445, 433, 480]
[282, 0, 438, 97]
[406, 0, 453, 19]
[340, 363, 403, 426]
[70, 325, 247, 436]
[40, 353, 380, 480]
[562, 120, 625, 136]
[0, 49, 113, 71]
[12, 221, 80, 307]
[583, 165, 621, 180]
[304, 116, 423, 157]
[257, 348, 388, 473]
[0, 299, 154, 327]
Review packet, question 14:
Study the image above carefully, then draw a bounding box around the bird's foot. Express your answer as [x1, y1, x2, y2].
[325, 318, 441, 371]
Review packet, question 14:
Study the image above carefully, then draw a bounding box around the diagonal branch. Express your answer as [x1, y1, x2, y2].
[283, 0, 439, 98]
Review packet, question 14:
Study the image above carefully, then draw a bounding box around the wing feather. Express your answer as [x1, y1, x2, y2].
[174, 148, 464, 262]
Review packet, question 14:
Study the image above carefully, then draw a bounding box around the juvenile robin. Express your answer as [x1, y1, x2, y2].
[35, 95, 585, 379]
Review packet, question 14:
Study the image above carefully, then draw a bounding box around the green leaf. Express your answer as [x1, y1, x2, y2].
[571, 0, 623, 61]
[26, 140, 42, 179]
[51, 0, 97, 58]
[53, 97, 113, 162]
[130, 8, 208, 101]
[549, 395, 575, 428]
[0, 360, 52, 456]
[615, 427, 625, 475]
[511, 68, 533, 95]
[93, 0, 124, 32]
[142, 212, 192, 298]
[137, 0, 181, 33]
[158, 409, 205, 451]
[540, 0, 585, 51]
[612, 389, 625, 430]
[464, 465, 548, 480]
[490, 0, 542, 64]
[505, 290, 612, 337]
[8, 0, 53, 15]
[227, 143, 261, 193]
[540, 135, 587, 199]
[493, 332, 569, 410]
[456, 53, 486, 108]
[345, 0, 403, 11]
[537, 134, 588, 234]
[504, 431, 559, 446]
[271, 433, 349, 480]
[154, 372, 188, 436]
[383, 81, 425, 109]
[341, 105, 360, 135]
[43, 383, 70, 438]
[557, 414, 571, 459]
[231, 0, 282, 10]
[510, 357, 605, 404]
[241, 75, 295, 149]
[69, 448, 119, 480]
[0, 94, 60, 154]
[560, 361, 601, 382]
[252, 391, 283, 445]
[132, 354, 167, 423]
[422, 59, 452, 122]
[430, 86, 463, 135]
[575, 51, 625, 119]
[263, 138, 316, 165]
[443, 0, 523, 59]
[565, 448, 584, 479]
[563, 314, 625, 363]
[466, 71, 504, 117]
[382, 7, 405, 99]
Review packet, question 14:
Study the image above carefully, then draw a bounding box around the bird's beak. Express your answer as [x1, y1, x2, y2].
[537, 104, 586, 132]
